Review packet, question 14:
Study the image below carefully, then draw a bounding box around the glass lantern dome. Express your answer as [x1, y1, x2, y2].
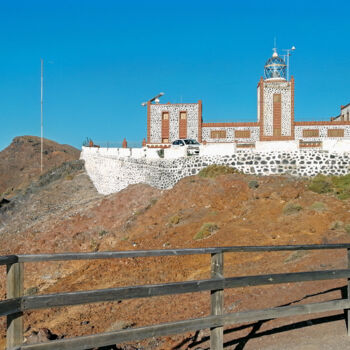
[264, 50, 287, 80]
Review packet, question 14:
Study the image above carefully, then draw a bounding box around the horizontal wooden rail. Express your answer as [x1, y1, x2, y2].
[13, 299, 350, 350]
[2, 244, 350, 350]
[0, 255, 18, 266]
[0, 299, 21, 317]
[17, 269, 350, 311]
[16, 243, 350, 262]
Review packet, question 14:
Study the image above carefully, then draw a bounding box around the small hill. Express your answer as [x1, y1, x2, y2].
[0, 136, 80, 197]
[1, 161, 350, 348]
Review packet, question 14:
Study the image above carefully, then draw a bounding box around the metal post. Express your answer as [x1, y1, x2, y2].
[210, 252, 224, 349]
[6, 262, 24, 349]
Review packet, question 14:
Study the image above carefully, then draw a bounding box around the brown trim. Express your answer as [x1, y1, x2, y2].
[236, 143, 255, 148]
[198, 100, 202, 143]
[161, 111, 170, 143]
[260, 136, 296, 141]
[179, 111, 187, 139]
[299, 141, 322, 148]
[234, 130, 251, 138]
[273, 93, 282, 138]
[202, 122, 259, 127]
[264, 79, 288, 83]
[295, 121, 350, 126]
[327, 129, 345, 137]
[148, 102, 199, 106]
[302, 129, 320, 138]
[203, 141, 235, 144]
[147, 101, 151, 144]
[210, 130, 227, 139]
[146, 144, 171, 149]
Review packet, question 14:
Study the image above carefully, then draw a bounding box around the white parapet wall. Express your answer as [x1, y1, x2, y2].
[164, 147, 187, 159]
[322, 139, 350, 153]
[255, 140, 299, 152]
[81, 146, 350, 195]
[199, 143, 236, 156]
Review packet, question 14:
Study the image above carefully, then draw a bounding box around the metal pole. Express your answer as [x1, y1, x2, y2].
[40, 59, 43, 173]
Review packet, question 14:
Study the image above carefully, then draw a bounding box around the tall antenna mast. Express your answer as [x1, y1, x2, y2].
[40, 58, 44, 173]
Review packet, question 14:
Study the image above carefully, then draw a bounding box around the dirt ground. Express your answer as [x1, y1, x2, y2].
[1, 164, 350, 349]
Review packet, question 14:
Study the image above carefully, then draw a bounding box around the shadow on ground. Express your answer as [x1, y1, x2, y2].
[173, 286, 348, 350]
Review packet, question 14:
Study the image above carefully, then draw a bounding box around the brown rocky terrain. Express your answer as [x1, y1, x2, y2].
[1, 140, 350, 349]
[0, 136, 80, 198]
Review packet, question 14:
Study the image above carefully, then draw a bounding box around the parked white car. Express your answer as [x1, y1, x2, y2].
[171, 139, 200, 155]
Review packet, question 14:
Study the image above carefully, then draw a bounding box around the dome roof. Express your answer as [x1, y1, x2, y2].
[264, 52, 286, 80]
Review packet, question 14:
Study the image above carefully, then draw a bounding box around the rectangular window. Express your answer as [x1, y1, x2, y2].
[162, 138, 169, 143]
[273, 94, 282, 138]
[234, 130, 251, 138]
[210, 130, 226, 139]
[273, 128, 281, 136]
[302, 129, 319, 137]
[179, 111, 187, 139]
[162, 112, 169, 120]
[299, 141, 322, 148]
[236, 143, 255, 148]
[273, 94, 281, 102]
[328, 129, 344, 137]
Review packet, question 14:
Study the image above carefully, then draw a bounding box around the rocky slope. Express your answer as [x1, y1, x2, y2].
[0, 136, 80, 197]
[0, 143, 350, 349]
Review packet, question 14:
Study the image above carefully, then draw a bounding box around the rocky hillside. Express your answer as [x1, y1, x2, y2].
[0, 136, 80, 197]
[1, 156, 350, 349]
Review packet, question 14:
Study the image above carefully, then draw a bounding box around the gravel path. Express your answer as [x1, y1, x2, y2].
[225, 312, 350, 349]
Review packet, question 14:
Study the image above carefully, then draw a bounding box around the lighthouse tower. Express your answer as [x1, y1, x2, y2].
[257, 48, 294, 140]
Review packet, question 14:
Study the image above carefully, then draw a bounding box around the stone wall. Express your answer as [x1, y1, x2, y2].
[263, 81, 292, 137]
[81, 147, 350, 195]
[149, 103, 200, 143]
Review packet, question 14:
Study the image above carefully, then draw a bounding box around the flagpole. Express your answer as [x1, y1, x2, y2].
[41, 58, 43, 173]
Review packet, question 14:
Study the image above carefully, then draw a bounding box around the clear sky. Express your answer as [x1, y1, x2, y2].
[1, 0, 349, 150]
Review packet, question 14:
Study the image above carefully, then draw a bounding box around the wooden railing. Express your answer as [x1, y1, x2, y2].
[1, 244, 350, 350]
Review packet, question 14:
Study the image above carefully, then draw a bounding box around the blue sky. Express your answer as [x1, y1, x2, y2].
[1, 0, 349, 150]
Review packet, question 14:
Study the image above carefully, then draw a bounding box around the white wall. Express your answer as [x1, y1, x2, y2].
[164, 147, 187, 158]
[255, 140, 299, 152]
[81, 147, 350, 195]
[322, 139, 350, 153]
[199, 143, 236, 156]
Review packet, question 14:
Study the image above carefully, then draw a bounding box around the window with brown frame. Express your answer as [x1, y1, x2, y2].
[273, 94, 281, 102]
[328, 129, 344, 137]
[180, 111, 187, 120]
[273, 128, 281, 136]
[162, 112, 169, 120]
[235, 130, 251, 138]
[302, 129, 319, 138]
[210, 130, 226, 139]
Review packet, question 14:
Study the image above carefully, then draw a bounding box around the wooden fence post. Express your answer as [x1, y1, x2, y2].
[6, 262, 24, 349]
[347, 248, 350, 336]
[210, 252, 224, 349]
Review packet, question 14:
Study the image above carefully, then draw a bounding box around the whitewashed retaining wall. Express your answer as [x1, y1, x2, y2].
[81, 147, 350, 195]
